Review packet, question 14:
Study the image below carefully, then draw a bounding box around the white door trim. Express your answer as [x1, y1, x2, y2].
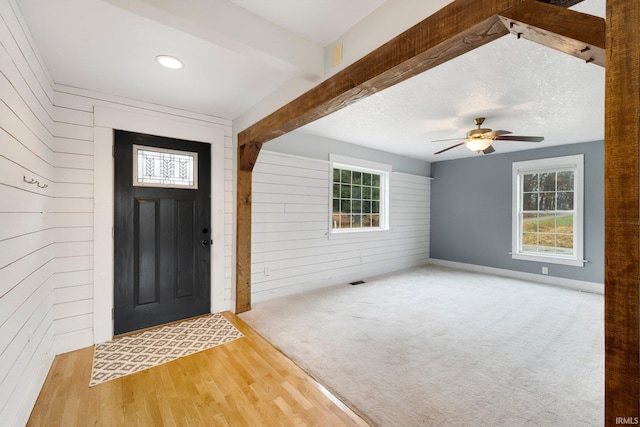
[93, 105, 227, 344]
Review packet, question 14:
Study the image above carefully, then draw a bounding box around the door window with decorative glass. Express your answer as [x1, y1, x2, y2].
[133, 144, 198, 189]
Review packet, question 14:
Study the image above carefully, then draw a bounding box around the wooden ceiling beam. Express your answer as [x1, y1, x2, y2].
[236, 0, 590, 171]
[237, 0, 546, 167]
[499, 0, 605, 67]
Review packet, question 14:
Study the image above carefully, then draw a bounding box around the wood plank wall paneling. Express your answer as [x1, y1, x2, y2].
[49, 98, 94, 352]
[2, 0, 235, 423]
[0, 0, 56, 425]
[250, 151, 430, 302]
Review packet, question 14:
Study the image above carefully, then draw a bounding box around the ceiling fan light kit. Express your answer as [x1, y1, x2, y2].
[465, 118, 492, 152]
[465, 138, 493, 152]
[433, 117, 544, 155]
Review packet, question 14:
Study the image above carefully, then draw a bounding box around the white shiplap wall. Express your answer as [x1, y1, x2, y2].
[1, 0, 235, 423]
[51, 89, 95, 354]
[251, 150, 430, 302]
[0, 0, 56, 425]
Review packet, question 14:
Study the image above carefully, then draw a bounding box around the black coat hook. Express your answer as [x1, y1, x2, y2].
[23, 176, 48, 189]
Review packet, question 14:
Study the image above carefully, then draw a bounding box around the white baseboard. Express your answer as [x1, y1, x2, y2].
[213, 301, 235, 315]
[251, 259, 604, 304]
[54, 329, 94, 355]
[251, 260, 429, 304]
[252, 277, 343, 304]
[428, 259, 604, 295]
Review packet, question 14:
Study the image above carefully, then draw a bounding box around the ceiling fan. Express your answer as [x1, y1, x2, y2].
[432, 117, 544, 155]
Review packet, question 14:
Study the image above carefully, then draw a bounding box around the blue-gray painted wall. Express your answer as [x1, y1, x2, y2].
[265, 131, 431, 176]
[430, 140, 604, 283]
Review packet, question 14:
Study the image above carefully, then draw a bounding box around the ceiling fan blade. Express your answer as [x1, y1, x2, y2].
[482, 145, 496, 154]
[494, 135, 544, 142]
[483, 130, 512, 138]
[434, 142, 466, 155]
[432, 137, 465, 142]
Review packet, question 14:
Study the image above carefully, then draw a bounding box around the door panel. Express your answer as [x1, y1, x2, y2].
[114, 130, 211, 335]
[136, 198, 158, 305]
[176, 199, 196, 298]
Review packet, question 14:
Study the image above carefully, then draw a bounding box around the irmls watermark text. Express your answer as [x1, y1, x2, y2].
[616, 416, 640, 425]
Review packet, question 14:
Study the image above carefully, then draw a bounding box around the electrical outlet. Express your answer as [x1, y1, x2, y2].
[542, 266, 549, 275]
[264, 266, 270, 276]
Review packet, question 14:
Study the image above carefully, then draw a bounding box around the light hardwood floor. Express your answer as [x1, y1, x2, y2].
[27, 312, 369, 426]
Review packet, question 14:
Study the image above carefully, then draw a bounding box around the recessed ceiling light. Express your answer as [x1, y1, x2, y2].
[156, 55, 183, 69]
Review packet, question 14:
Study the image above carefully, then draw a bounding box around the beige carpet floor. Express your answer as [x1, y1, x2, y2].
[240, 265, 603, 427]
[90, 313, 243, 386]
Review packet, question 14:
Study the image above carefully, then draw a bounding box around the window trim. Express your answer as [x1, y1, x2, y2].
[511, 154, 584, 267]
[329, 154, 391, 236]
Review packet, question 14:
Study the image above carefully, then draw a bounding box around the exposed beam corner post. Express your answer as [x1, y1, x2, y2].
[604, 0, 640, 423]
[235, 137, 258, 314]
[238, 132, 263, 172]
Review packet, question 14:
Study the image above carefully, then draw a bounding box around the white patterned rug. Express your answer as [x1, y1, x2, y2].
[90, 313, 243, 386]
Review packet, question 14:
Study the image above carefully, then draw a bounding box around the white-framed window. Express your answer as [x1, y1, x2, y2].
[133, 144, 198, 189]
[512, 154, 584, 266]
[329, 154, 391, 234]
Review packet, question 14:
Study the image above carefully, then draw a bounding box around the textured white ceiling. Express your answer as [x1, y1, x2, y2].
[299, 0, 606, 162]
[299, 34, 605, 162]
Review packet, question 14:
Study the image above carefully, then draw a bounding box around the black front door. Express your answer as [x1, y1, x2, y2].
[114, 130, 211, 335]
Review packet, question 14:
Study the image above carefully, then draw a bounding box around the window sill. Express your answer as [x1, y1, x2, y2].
[511, 252, 585, 267]
[328, 228, 391, 240]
